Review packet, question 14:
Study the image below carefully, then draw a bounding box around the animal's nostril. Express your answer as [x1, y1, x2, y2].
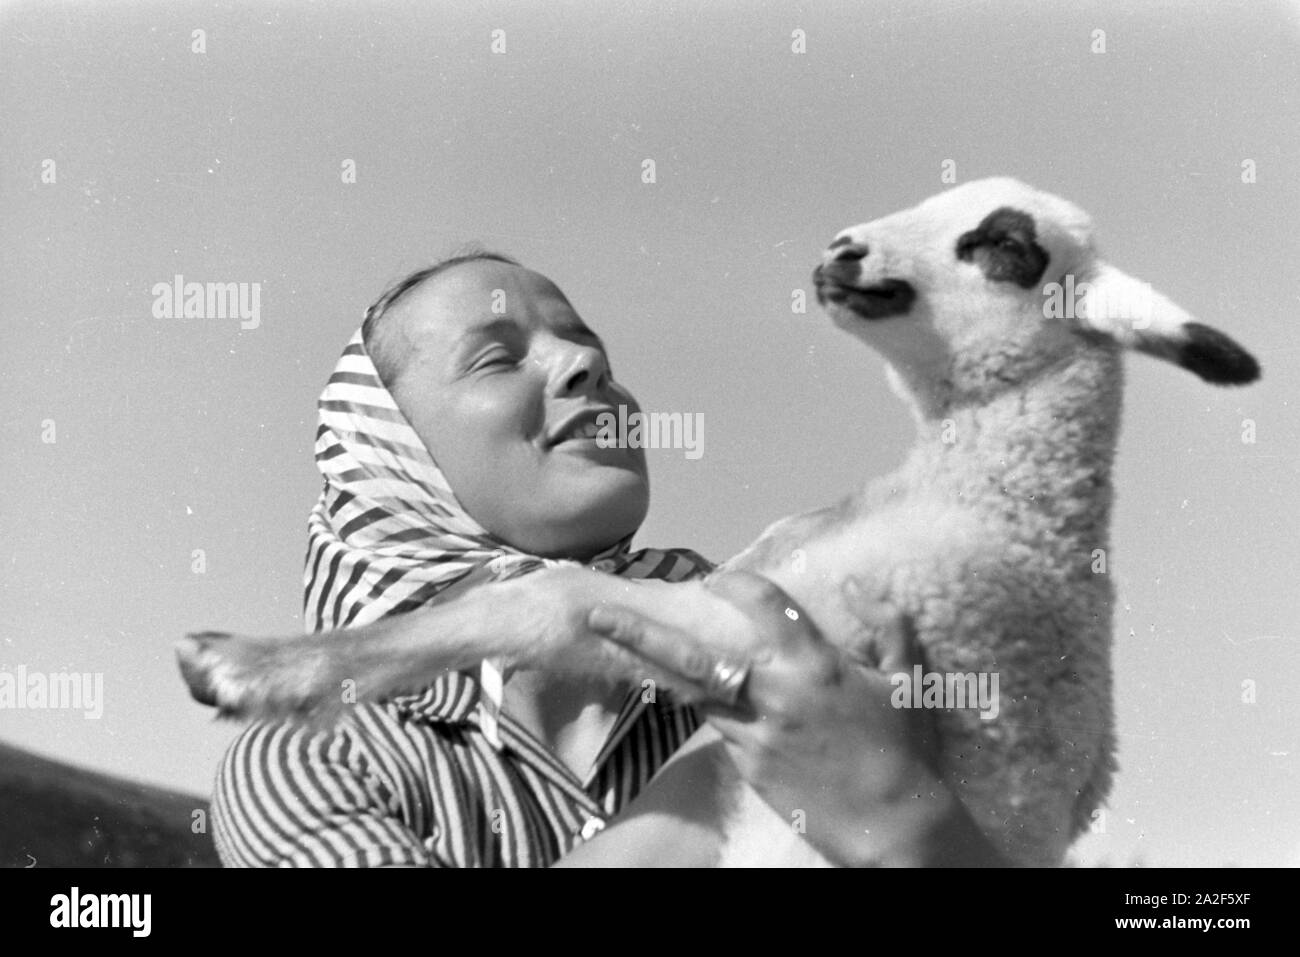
[830, 241, 869, 262]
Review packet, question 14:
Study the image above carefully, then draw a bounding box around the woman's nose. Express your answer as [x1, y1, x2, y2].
[554, 343, 610, 396]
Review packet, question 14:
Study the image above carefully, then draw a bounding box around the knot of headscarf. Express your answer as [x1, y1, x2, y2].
[302, 327, 712, 744]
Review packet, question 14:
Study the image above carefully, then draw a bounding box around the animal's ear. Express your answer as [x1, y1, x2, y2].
[1074, 262, 1261, 385]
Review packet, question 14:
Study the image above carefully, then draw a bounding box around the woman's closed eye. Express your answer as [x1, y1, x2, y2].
[470, 348, 521, 373]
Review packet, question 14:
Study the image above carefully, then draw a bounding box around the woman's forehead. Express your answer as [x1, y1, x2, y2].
[403, 261, 578, 339]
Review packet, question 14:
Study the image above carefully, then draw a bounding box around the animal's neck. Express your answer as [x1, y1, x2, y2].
[897, 344, 1124, 546]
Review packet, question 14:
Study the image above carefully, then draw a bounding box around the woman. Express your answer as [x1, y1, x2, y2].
[210, 251, 1004, 867]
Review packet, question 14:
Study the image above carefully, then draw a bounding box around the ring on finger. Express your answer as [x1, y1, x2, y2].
[704, 656, 751, 705]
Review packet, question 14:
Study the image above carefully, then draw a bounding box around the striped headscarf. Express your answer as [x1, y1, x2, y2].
[302, 327, 712, 740]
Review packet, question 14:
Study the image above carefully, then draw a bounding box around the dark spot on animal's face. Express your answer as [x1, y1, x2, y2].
[842, 278, 916, 319]
[813, 262, 916, 319]
[1175, 322, 1261, 385]
[954, 207, 1050, 289]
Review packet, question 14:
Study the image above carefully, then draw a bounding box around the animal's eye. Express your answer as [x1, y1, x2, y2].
[954, 206, 1050, 289]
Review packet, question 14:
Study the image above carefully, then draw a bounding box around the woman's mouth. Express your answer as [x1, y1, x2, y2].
[547, 406, 616, 447]
[558, 421, 603, 442]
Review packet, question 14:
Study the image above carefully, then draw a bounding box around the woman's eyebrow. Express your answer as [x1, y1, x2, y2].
[456, 317, 516, 341]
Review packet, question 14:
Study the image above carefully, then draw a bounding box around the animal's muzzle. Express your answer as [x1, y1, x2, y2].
[813, 261, 917, 320]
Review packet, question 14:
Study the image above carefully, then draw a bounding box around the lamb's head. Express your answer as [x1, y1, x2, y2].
[813, 177, 1260, 418]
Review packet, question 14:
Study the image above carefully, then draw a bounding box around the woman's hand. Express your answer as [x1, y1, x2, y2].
[586, 570, 1007, 866]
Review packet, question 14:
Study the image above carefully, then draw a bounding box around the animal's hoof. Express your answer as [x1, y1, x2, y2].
[175, 632, 230, 707]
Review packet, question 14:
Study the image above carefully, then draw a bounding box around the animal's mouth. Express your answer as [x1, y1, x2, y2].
[813, 264, 916, 320]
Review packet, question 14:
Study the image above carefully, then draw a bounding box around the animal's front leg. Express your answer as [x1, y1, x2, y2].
[175, 566, 757, 721]
[176, 567, 605, 719]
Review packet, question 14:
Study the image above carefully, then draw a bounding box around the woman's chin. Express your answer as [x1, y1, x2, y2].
[528, 481, 650, 561]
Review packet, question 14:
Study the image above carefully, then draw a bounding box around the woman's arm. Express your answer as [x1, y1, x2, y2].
[211, 719, 439, 868]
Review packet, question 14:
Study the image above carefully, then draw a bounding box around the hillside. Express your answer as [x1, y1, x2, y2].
[0, 740, 220, 867]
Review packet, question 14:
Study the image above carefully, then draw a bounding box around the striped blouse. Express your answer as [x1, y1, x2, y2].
[210, 669, 700, 867]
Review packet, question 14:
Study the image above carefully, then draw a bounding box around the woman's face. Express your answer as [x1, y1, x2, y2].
[386, 260, 650, 560]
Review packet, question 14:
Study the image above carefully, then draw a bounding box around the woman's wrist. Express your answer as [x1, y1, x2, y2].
[869, 779, 965, 867]
[804, 763, 1006, 867]
[864, 773, 1009, 867]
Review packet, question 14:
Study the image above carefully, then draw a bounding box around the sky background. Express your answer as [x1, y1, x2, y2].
[2, 0, 1297, 867]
